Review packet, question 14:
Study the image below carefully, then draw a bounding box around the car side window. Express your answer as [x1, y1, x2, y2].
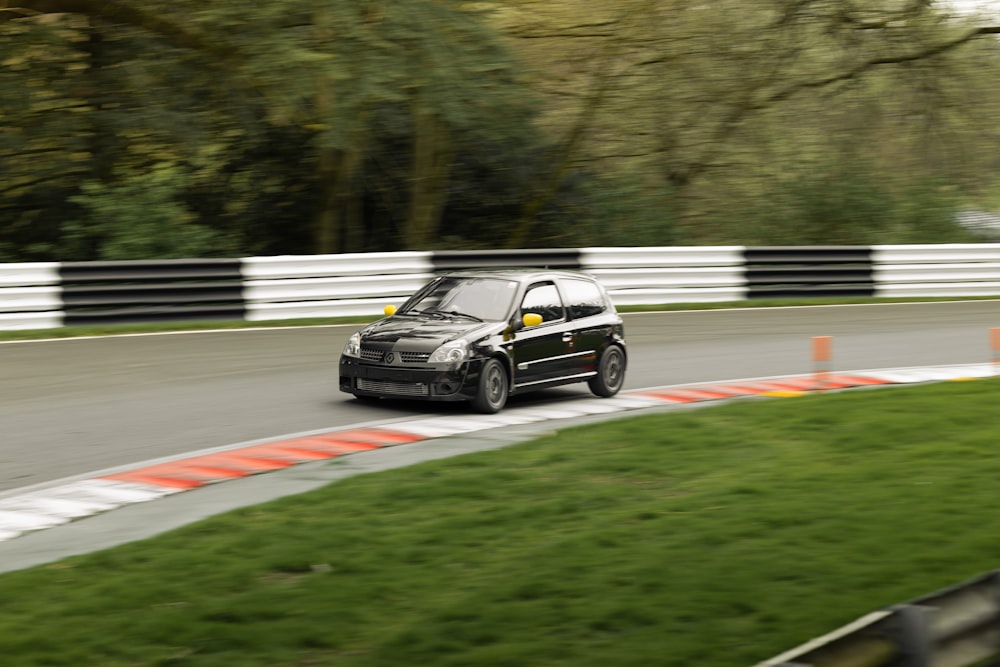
[520, 282, 565, 324]
[562, 278, 607, 319]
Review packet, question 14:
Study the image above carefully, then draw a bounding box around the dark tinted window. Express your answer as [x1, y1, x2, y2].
[521, 282, 564, 323]
[562, 278, 607, 319]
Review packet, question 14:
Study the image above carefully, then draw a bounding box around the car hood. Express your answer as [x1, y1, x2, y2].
[360, 316, 504, 348]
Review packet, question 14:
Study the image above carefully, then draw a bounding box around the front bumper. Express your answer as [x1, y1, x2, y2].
[339, 356, 483, 401]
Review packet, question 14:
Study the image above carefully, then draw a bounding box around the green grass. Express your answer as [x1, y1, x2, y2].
[4, 379, 1000, 666]
[3, 295, 999, 342]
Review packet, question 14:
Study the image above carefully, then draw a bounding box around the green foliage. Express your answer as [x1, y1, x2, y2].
[572, 174, 679, 247]
[1, 0, 999, 258]
[725, 147, 975, 246]
[65, 165, 230, 260]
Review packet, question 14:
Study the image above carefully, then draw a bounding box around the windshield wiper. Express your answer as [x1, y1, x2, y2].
[406, 309, 447, 318]
[441, 310, 484, 322]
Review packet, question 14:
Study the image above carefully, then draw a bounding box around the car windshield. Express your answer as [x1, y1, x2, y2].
[400, 277, 518, 322]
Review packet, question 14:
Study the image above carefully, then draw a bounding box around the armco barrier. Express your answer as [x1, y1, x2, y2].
[241, 252, 435, 321]
[580, 247, 746, 305]
[3, 244, 1000, 330]
[744, 247, 875, 298]
[874, 244, 1000, 298]
[758, 570, 1000, 667]
[59, 259, 245, 326]
[0, 262, 62, 330]
[431, 248, 582, 271]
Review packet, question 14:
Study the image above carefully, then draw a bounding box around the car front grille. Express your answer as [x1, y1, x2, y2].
[359, 346, 431, 365]
[356, 378, 430, 397]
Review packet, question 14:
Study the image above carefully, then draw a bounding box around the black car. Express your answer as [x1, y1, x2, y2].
[339, 269, 627, 413]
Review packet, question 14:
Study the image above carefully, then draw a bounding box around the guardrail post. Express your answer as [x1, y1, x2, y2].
[889, 604, 932, 667]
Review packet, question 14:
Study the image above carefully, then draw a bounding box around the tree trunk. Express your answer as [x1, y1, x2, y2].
[314, 146, 340, 254]
[314, 143, 366, 254]
[505, 40, 617, 249]
[405, 108, 453, 249]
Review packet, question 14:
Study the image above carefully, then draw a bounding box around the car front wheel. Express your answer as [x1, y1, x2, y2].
[588, 345, 626, 397]
[471, 358, 508, 413]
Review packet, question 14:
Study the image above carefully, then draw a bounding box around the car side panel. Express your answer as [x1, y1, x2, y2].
[563, 320, 609, 376]
[508, 323, 573, 388]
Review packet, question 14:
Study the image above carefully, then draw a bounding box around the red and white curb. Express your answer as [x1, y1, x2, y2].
[1, 363, 995, 543]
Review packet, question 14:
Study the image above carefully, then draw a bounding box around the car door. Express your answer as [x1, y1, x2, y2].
[558, 277, 611, 376]
[509, 281, 575, 389]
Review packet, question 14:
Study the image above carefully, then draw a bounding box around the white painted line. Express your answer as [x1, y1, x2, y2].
[0, 481, 185, 543]
[385, 419, 500, 438]
[510, 406, 602, 420]
[912, 368, 987, 381]
[849, 364, 996, 384]
[50, 480, 180, 504]
[465, 413, 547, 427]
[381, 421, 464, 438]
[439, 415, 535, 430]
[858, 369, 967, 383]
[595, 395, 667, 409]
[0, 496, 108, 519]
[563, 399, 636, 414]
[388, 404, 630, 438]
[0, 510, 69, 531]
[926, 363, 996, 378]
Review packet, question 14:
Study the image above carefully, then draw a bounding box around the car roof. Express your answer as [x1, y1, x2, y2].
[440, 268, 597, 284]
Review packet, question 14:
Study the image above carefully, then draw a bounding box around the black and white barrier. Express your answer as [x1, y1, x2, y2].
[3, 244, 1000, 330]
[242, 252, 435, 320]
[60, 259, 245, 326]
[0, 262, 62, 330]
[579, 246, 746, 305]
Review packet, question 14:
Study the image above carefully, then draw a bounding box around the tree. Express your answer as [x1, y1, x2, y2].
[1, 0, 541, 256]
[484, 0, 1000, 243]
[4, 0, 1000, 259]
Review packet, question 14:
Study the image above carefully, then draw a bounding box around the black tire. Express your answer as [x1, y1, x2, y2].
[354, 394, 380, 402]
[588, 345, 626, 397]
[471, 358, 508, 413]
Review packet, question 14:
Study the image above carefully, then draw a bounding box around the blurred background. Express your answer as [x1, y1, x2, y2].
[2, 0, 999, 260]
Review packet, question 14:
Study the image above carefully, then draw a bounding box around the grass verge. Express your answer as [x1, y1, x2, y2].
[3, 379, 1000, 666]
[2, 296, 999, 342]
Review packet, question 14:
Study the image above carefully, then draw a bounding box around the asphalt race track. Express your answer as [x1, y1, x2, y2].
[2, 300, 998, 496]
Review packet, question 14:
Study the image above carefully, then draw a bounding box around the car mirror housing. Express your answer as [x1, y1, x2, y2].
[522, 313, 543, 328]
[384, 304, 397, 317]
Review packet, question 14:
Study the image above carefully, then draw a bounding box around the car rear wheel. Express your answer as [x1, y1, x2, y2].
[588, 345, 625, 397]
[471, 358, 508, 413]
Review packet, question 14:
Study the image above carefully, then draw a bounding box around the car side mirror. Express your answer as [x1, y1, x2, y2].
[384, 305, 397, 317]
[504, 312, 542, 339]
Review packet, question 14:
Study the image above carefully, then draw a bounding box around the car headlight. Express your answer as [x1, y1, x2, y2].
[429, 339, 468, 364]
[343, 332, 361, 358]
